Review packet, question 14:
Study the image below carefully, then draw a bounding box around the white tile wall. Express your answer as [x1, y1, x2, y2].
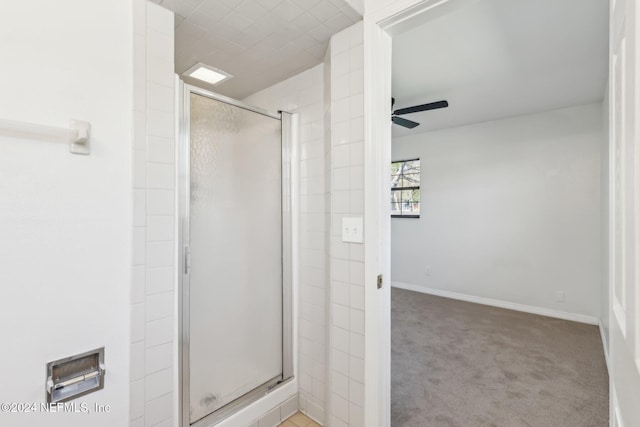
[131, 2, 176, 427]
[328, 21, 365, 427]
[129, 8, 361, 426]
[244, 64, 327, 424]
[323, 49, 333, 427]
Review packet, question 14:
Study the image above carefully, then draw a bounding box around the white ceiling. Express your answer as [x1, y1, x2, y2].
[391, 0, 609, 136]
[153, 0, 361, 99]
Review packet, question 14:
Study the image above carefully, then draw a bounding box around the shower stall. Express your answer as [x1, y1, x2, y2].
[178, 84, 294, 426]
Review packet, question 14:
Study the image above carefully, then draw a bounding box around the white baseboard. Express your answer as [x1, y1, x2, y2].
[598, 319, 610, 372]
[391, 281, 599, 325]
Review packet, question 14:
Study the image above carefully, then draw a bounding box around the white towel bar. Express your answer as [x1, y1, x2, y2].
[0, 118, 91, 155]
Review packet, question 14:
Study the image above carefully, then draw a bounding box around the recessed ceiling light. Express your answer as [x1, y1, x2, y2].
[183, 63, 233, 85]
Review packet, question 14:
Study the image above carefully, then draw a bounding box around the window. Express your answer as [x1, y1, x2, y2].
[391, 159, 420, 218]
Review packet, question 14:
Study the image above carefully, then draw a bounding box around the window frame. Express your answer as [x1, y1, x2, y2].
[391, 158, 420, 219]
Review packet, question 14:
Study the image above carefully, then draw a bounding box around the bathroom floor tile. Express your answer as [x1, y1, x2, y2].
[279, 411, 320, 427]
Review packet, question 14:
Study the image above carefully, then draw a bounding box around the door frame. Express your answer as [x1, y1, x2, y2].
[363, 2, 472, 425]
[607, 0, 640, 424]
[362, 0, 614, 426]
[177, 82, 297, 427]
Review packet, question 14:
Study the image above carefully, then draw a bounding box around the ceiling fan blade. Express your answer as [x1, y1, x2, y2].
[392, 116, 420, 129]
[393, 100, 449, 116]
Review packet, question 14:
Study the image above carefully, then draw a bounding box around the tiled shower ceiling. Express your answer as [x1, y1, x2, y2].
[153, 0, 362, 99]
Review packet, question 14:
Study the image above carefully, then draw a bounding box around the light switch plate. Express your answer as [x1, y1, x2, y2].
[342, 217, 363, 243]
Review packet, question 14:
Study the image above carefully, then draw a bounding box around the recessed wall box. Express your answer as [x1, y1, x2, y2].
[46, 347, 105, 403]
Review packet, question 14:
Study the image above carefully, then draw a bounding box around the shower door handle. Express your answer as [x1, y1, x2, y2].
[183, 245, 191, 275]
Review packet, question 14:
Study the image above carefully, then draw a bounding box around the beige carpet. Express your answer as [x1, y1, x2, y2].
[391, 288, 608, 427]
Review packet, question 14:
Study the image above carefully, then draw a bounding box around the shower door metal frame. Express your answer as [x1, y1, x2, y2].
[178, 82, 295, 427]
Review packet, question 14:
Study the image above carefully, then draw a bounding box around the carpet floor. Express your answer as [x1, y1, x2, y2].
[391, 288, 609, 427]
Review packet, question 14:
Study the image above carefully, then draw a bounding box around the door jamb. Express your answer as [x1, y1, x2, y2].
[363, 2, 510, 426]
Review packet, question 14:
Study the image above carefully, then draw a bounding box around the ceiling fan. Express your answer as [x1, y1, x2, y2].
[391, 98, 449, 129]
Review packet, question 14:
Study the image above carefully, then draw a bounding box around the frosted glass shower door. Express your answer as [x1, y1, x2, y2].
[188, 93, 283, 424]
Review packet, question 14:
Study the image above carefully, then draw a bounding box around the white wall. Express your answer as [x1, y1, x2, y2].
[0, 1, 132, 426]
[391, 103, 604, 319]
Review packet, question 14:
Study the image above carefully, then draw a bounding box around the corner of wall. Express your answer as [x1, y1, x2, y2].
[327, 20, 366, 427]
[243, 63, 328, 425]
[130, 1, 177, 426]
[345, 0, 365, 16]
